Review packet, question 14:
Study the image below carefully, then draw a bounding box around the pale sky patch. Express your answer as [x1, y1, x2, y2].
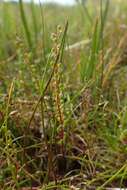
[4, 0, 76, 5]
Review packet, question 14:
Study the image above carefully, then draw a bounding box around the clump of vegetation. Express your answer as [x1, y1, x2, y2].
[1, 0, 127, 189]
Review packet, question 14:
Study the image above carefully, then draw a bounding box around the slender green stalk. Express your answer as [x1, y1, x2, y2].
[39, 0, 47, 64]
[19, 0, 32, 49]
[30, 0, 38, 43]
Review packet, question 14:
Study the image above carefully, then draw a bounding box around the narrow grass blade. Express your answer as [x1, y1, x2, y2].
[19, 0, 32, 49]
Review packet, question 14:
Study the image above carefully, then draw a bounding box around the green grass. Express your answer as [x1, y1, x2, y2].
[1, 0, 127, 189]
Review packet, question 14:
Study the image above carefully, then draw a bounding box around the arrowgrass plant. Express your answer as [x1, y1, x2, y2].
[1, 0, 127, 189]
